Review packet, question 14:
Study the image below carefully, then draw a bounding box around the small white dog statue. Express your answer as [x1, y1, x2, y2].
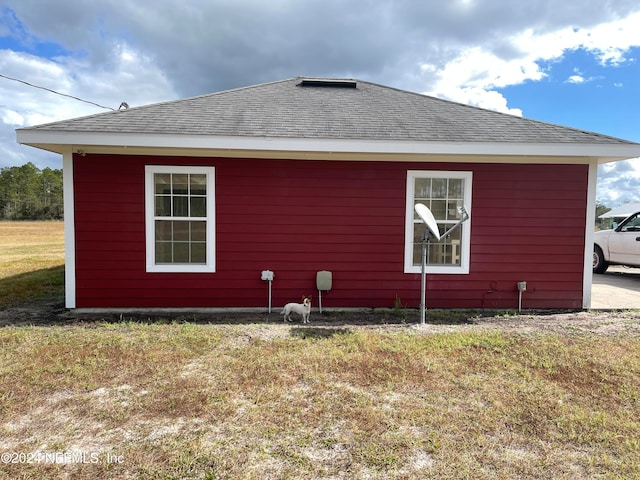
[281, 296, 312, 324]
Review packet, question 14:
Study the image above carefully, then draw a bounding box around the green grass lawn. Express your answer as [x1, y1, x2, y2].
[1, 222, 640, 479]
[1, 324, 639, 479]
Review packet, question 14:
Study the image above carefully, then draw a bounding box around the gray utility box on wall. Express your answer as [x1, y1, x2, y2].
[316, 271, 332, 313]
[316, 271, 333, 291]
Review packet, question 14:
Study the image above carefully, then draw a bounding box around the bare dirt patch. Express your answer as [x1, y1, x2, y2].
[2, 299, 640, 337]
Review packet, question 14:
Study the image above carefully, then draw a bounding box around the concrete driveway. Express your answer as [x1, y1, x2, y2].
[591, 266, 640, 309]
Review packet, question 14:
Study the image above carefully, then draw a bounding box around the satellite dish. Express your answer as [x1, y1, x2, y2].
[415, 203, 441, 241]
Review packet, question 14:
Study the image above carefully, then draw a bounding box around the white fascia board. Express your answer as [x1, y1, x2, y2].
[17, 130, 640, 160]
[62, 149, 76, 309]
[583, 160, 598, 309]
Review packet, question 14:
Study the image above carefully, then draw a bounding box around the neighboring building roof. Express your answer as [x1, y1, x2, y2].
[16, 77, 640, 161]
[599, 203, 640, 218]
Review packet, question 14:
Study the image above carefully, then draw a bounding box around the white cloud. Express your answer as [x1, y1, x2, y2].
[581, 11, 640, 65]
[0, 41, 177, 169]
[414, 10, 640, 130]
[431, 84, 524, 116]
[421, 46, 541, 115]
[1, 44, 176, 122]
[597, 158, 640, 206]
[2, 109, 23, 126]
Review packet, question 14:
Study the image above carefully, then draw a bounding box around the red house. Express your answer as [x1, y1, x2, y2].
[16, 77, 640, 310]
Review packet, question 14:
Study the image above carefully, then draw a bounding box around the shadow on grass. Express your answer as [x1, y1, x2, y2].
[290, 326, 353, 339]
[0, 265, 65, 308]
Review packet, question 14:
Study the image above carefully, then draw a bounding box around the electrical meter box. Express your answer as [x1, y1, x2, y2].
[316, 271, 332, 291]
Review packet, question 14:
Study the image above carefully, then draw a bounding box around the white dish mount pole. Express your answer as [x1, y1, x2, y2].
[419, 231, 429, 325]
[414, 204, 469, 325]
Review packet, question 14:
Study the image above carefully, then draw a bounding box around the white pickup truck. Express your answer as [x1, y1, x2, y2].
[593, 211, 640, 273]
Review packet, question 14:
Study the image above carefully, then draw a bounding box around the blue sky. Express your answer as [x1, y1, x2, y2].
[1, 1, 639, 207]
[498, 48, 640, 143]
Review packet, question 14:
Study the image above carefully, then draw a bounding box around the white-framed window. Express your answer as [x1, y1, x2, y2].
[145, 165, 215, 273]
[404, 170, 472, 274]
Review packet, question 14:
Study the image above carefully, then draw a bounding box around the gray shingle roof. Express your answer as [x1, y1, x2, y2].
[19, 77, 636, 146]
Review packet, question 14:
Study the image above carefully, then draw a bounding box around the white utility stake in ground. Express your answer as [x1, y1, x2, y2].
[261, 270, 274, 313]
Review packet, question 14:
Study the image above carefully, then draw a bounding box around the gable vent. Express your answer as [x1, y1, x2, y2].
[298, 78, 357, 88]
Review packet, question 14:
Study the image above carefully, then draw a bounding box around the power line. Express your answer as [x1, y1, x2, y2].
[0, 72, 115, 111]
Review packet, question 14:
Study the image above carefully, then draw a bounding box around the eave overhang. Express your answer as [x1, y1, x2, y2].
[16, 130, 640, 164]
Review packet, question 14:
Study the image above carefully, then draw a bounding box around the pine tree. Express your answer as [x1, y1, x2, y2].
[0, 163, 63, 220]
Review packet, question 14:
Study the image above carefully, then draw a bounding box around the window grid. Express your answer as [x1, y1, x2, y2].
[413, 177, 465, 266]
[154, 220, 207, 264]
[405, 170, 472, 274]
[154, 173, 207, 265]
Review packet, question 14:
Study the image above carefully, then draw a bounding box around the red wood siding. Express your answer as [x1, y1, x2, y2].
[73, 155, 588, 309]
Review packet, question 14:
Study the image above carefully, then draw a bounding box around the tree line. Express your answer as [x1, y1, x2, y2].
[0, 162, 63, 220]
